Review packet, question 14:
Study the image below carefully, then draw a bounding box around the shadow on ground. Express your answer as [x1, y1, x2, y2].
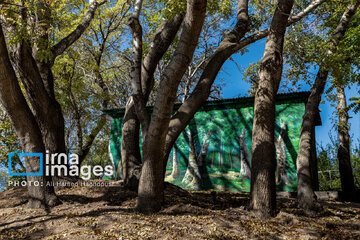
[0, 180, 359, 240]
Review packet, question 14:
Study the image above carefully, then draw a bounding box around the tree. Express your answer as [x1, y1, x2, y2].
[182, 129, 202, 189]
[53, 0, 131, 165]
[336, 84, 356, 199]
[295, 1, 359, 210]
[0, 24, 58, 208]
[4, 0, 104, 157]
[121, 9, 183, 190]
[0, 0, 104, 208]
[169, 143, 180, 179]
[275, 120, 289, 185]
[249, 0, 294, 219]
[128, 0, 207, 213]
[162, 0, 325, 174]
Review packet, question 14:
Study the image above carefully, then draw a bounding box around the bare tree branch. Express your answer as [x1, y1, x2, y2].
[129, 3, 150, 137]
[234, 0, 327, 52]
[141, 14, 184, 99]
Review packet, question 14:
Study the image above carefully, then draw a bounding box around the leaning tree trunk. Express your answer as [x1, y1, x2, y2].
[250, 0, 294, 219]
[0, 25, 58, 208]
[296, 2, 359, 210]
[36, 61, 67, 156]
[336, 85, 356, 199]
[297, 70, 327, 210]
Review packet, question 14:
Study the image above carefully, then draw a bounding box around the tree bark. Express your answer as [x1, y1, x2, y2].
[0, 25, 59, 208]
[121, 14, 184, 189]
[51, 0, 106, 62]
[12, 38, 67, 180]
[136, 0, 207, 214]
[297, 69, 327, 210]
[296, 2, 359, 210]
[121, 99, 142, 191]
[336, 86, 356, 199]
[198, 133, 211, 183]
[250, 0, 294, 219]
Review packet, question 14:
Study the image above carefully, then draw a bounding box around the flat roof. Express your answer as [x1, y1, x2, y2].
[103, 91, 322, 126]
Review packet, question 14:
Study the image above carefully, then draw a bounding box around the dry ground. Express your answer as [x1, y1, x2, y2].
[0, 180, 359, 240]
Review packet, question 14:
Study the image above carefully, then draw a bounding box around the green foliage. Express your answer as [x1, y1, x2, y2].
[0, 110, 22, 171]
[349, 95, 360, 114]
[0, 0, 106, 62]
[0, 109, 25, 191]
[317, 137, 360, 190]
[241, 0, 336, 94]
[283, 0, 360, 90]
[53, 0, 131, 163]
[0, 169, 7, 192]
[144, 0, 234, 31]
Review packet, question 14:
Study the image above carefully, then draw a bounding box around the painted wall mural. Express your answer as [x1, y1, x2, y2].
[105, 93, 318, 192]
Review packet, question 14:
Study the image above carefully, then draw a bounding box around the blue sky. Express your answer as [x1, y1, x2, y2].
[218, 39, 360, 148]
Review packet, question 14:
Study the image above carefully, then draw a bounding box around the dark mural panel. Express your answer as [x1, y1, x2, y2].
[106, 94, 310, 192]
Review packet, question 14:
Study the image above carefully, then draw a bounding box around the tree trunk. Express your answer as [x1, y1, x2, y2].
[11, 40, 67, 180]
[336, 86, 356, 199]
[219, 138, 223, 169]
[121, 14, 184, 189]
[296, 2, 359, 210]
[136, 0, 206, 213]
[162, 0, 251, 171]
[297, 70, 327, 210]
[121, 100, 142, 191]
[250, 0, 294, 219]
[198, 138, 210, 172]
[136, 138, 166, 213]
[0, 25, 58, 208]
[6, 0, 103, 179]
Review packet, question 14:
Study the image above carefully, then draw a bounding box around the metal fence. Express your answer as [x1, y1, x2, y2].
[318, 168, 359, 190]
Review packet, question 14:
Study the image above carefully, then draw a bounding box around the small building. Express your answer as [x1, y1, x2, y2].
[103, 92, 321, 192]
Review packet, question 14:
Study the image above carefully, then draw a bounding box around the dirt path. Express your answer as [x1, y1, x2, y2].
[0, 181, 359, 239]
